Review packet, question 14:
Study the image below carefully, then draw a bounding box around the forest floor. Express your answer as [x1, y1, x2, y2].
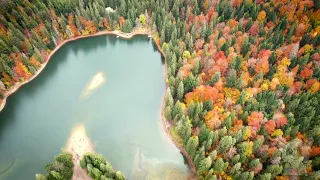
[66, 124, 94, 180]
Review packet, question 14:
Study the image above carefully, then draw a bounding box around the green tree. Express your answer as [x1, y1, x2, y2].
[223, 113, 234, 129]
[119, 0, 127, 17]
[236, 91, 246, 105]
[286, 23, 296, 43]
[234, 171, 254, 180]
[188, 102, 203, 126]
[186, 136, 199, 158]
[171, 27, 177, 45]
[226, 69, 237, 87]
[194, 146, 205, 168]
[219, 136, 235, 153]
[81, 152, 126, 179]
[213, 158, 227, 172]
[35, 174, 47, 180]
[164, 106, 172, 120]
[177, 81, 184, 102]
[193, 59, 201, 75]
[199, 124, 210, 145]
[197, 157, 212, 175]
[38, 152, 74, 180]
[165, 89, 174, 108]
[115, 171, 126, 180]
[75, 15, 83, 31]
[232, 154, 240, 165]
[52, 0, 76, 14]
[258, 173, 272, 180]
[176, 115, 192, 141]
[312, 156, 320, 171]
[249, 159, 261, 170]
[203, 99, 213, 111]
[172, 100, 184, 123]
[0, 58, 14, 77]
[229, 162, 241, 175]
[211, 71, 220, 86]
[183, 74, 199, 94]
[92, 167, 102, 178]
[0, 39, 10, 54]
[265, 165, 283, 178]
[160, 28, 166, 45]
[241, 37, 250, 55]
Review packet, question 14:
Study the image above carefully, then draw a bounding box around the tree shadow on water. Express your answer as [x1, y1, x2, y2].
[123, 35, 149, 46]
[118, 34, 165, 64]
[151, 40, 165, 64]
[0, 95, 20, 138]
[0, 36, 113, 138]
[0, 34, 165, 139]
[68, 35, 110, 55]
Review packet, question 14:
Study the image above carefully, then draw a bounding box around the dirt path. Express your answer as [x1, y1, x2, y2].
[65, 124, 94, 180]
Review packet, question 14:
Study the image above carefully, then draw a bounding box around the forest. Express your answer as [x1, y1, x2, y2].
[80, 152, 126, 180]
[0, 0, 319, 179]
[36, 152, 126, 180]
[36, 152, 74, 180]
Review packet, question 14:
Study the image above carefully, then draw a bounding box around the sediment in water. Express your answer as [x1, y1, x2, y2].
[65, 124, 94, 180]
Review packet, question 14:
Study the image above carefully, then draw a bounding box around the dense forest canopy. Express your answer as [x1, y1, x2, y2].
[0, 0, 320, 179]
[80, 152, 126, 180]
[35, 152, 126, 180]
[36, 152, 74, 180]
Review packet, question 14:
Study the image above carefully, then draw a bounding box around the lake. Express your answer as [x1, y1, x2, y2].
[0, 35, 191, 179]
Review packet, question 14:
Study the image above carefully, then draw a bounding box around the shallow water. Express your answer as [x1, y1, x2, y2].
[0, 35, 191, 179]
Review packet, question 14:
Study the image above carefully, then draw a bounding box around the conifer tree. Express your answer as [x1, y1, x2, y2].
[186, 136, 199, 158]
[211, 71, 220, 86]
[177, 81, 184, 102]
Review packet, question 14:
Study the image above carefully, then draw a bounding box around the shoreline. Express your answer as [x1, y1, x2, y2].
[0, 28, 197, 176]
[65, 124, 94, 180]
[0, 29, 151, 113]
[160, 92, 197, 175]
[153, 40, 198, 175]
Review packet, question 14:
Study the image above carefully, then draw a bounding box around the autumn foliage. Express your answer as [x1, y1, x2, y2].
[185, 85, 219, 107]
[1, 0, 320, 179]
